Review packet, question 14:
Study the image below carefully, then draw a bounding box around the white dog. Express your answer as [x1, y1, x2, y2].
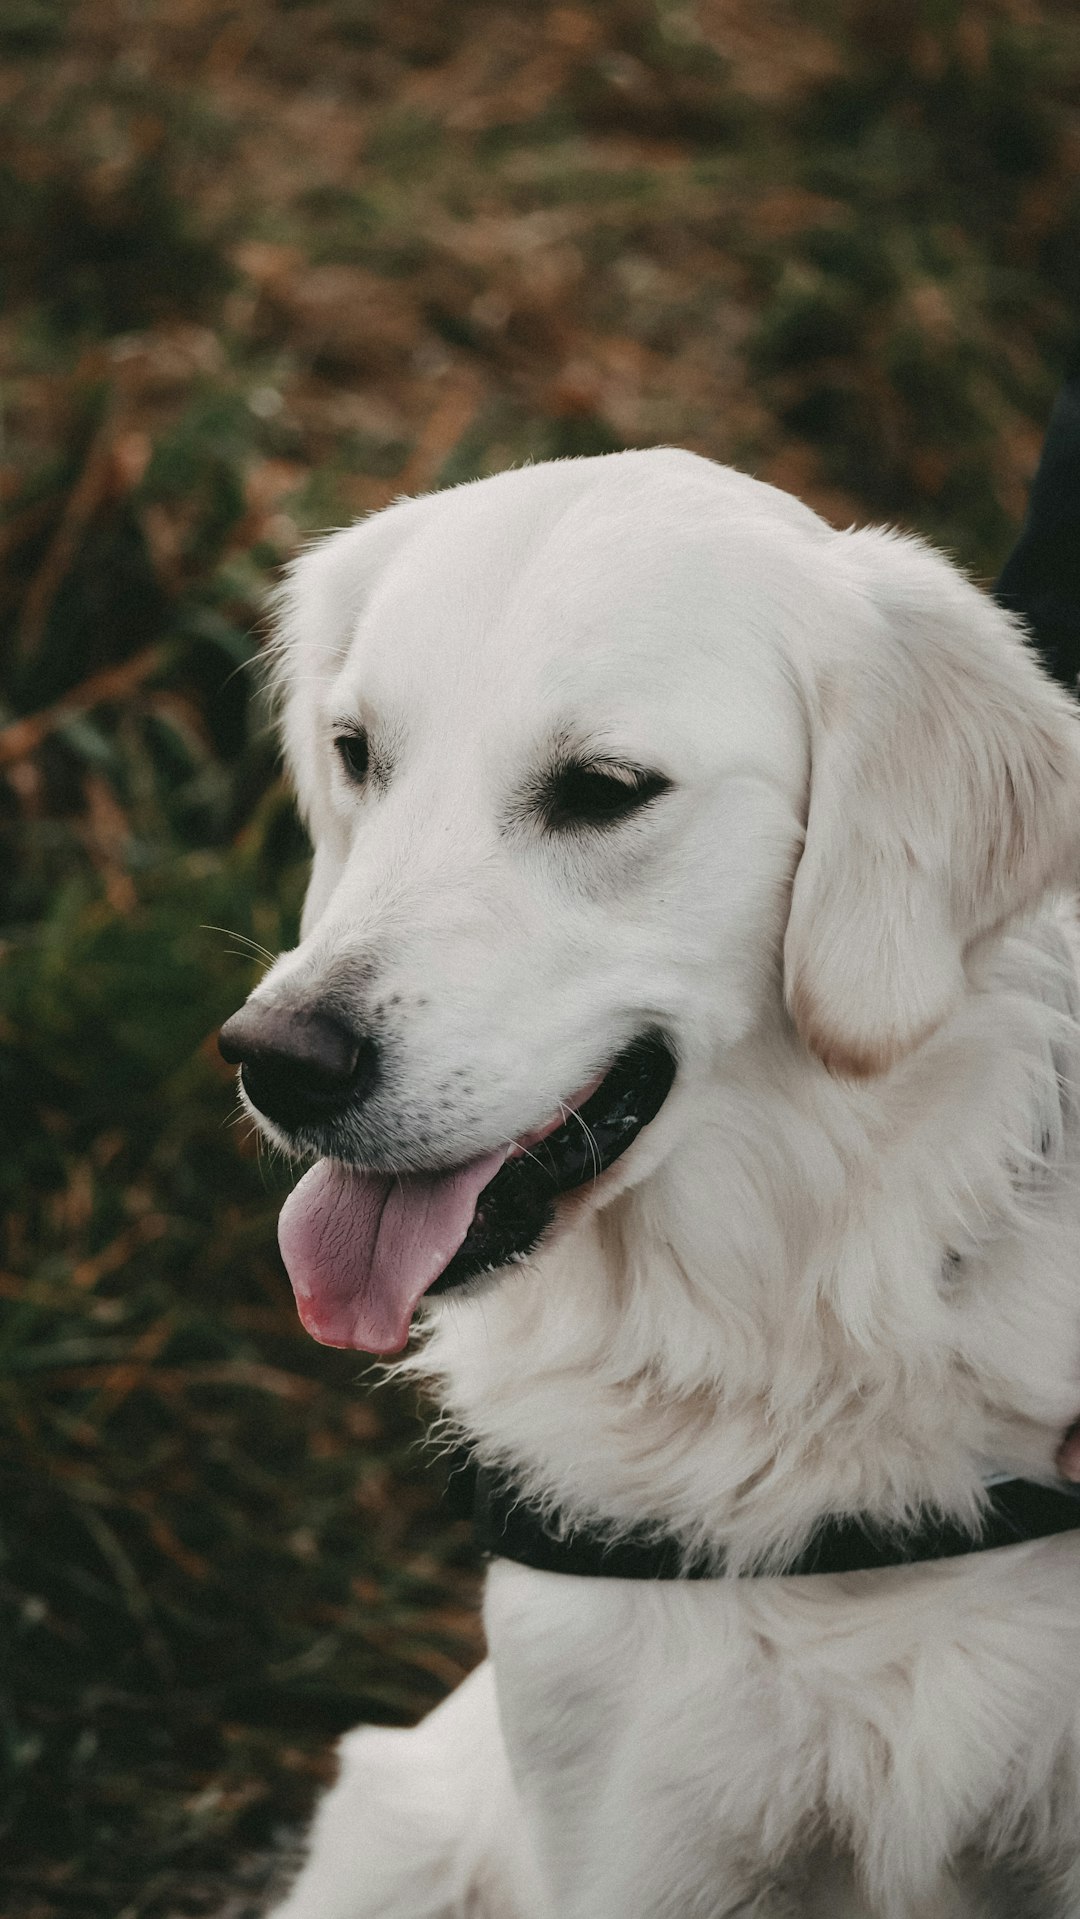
[220, 450, 1080, 1918]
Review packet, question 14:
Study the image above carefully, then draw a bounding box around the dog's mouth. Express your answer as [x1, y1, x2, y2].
[277, 1030, 676, 1354]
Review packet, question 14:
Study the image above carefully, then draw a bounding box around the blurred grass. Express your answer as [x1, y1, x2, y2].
[1, 0, 1078, 1910]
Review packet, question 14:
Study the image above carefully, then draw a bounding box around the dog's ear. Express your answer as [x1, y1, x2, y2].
[266, 493, 437, 843]
[269, 516, 403, 816]
[783, 527, 1080, 1079]
[266, 507, 431, 941]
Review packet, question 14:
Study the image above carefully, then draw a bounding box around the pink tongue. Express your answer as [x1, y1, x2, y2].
[277, 1148, 509, 1354]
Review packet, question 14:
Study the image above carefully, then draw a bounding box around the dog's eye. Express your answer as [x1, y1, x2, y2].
[542, 762, 671, 830]
[334, 730, 369, 785]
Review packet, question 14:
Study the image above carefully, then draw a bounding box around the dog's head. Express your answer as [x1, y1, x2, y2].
[220, 450, 1080, 1352]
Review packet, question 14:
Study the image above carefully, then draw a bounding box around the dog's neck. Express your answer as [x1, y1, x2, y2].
[408, 912, 1080, 1570]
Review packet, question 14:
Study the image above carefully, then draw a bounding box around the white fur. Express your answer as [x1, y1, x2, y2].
[257, 450, 1080, 1917]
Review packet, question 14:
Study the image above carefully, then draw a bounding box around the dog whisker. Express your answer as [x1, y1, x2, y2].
[562, 1101, 603, 1181]
[201, 922, 279, 968]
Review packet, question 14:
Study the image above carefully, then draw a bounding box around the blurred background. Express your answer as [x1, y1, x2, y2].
[1, 0, 1078, 1911]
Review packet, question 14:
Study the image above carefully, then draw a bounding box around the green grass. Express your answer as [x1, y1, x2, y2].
[1, 820, 484, 1910]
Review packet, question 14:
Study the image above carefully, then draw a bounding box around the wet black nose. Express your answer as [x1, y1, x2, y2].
[218, 1002, 377, 1130]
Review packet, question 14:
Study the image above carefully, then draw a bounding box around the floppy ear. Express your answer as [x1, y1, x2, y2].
[268, 490, 446, 801]
[265, 494, 442, 936]
[784, 526, 1080, 1079]
[263, 509, 415, 942]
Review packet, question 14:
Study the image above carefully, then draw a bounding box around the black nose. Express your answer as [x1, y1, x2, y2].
[218, 1002, 378, 1130]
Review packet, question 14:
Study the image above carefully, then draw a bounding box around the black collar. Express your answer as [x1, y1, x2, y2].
[459, 1459, 1080, 1579]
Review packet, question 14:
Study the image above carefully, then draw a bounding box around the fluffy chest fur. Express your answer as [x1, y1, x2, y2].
[483, 1541, 1080, 1919]
[414, 914, 1080, 1577]
[405, 913, 1080, 1917]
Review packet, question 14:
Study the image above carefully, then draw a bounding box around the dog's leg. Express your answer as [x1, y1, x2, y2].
[269, 1661, 547, 1919]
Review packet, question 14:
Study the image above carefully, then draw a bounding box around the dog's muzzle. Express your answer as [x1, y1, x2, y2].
[224, 1013, 677, 1355]
[218, 1000, 380, 1132]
